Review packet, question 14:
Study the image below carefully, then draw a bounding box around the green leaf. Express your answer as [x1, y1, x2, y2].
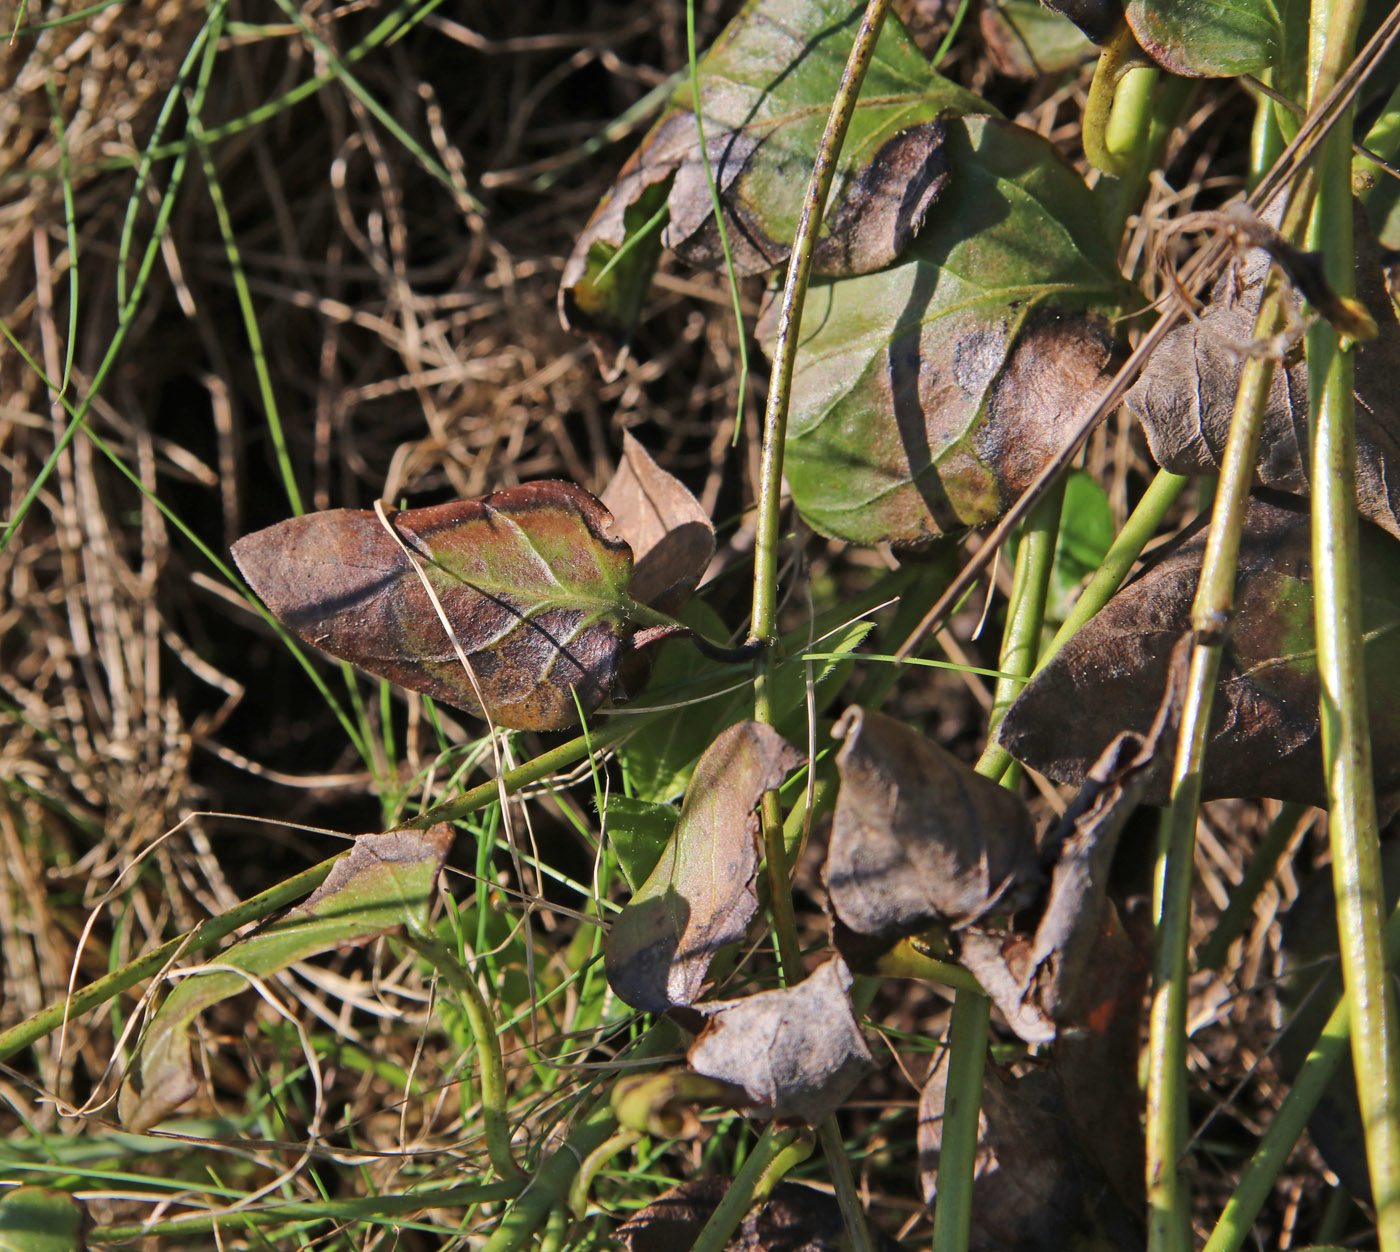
[606, 795, 679, 891]
[232, 482, 636, 732]
[981, 0, 1094, 78]
[119, 826, 453, 1132]
[618, 612, 873, 802]
[1047, 470, 1115, 624]
[560, 0, 988, 366]
[1125, 0, 1285, 77]
[777, 114, 1128, 547]
[0, 1187, 86, 1252]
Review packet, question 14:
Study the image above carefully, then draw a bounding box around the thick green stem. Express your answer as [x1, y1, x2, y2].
[689, 1128, 804, 1252]
[406, 936, 522, 1181]
[976, 479, 1064, 774]
[481, 1103, 618, 1252]
[1205, 899, 1400, 1252]
[1147, 259, 1298, 1252]
[931, 990, 992, 1252]
[741, 7, 893, 1246]
[1306, 1, 1400, 1228]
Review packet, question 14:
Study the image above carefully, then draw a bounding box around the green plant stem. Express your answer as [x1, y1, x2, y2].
[976, 479, 1064, 774]
[1205, 897, 1400, 1252]
[568, 1128, 642, 1217]
[1082, 21, 1150, 177]
[0, 856, 339, 1062]
[481, 1102, 619, 1252]
[740, 8, 891, 1245]
[1146, 259, 1298, 1252]
[931, 989, 991, 1252]
[755, 1130, 816, 1200]
[1198, 803, 1310, 970]
[691, 1126, 804, 1252]
[820, 1116, 877, 1252]
[1356, 76, 1400, 197]
[86, 1180, 522, 1243]
[405, 936, 522, 1181]
[976, 468, 1190, 782]
[1306, 1, 1400, 1226]
[748, 0, 892, 646]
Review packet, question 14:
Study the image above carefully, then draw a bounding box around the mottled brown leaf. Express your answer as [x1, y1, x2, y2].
[232, 482, 635, 732]
[997, 493, 1400, 806]
[687, 958, 872, 1124]
[606, 721, 802, 1012]
[824, 707, 1040, 939]
[919, 1057, 1144, 1252]
[617, 1178, 904, 1252]
[1127, 203, 1400, 538]
[979, 0, 1094, 78]
[964, 642, 1183, 1042]
[602, 431, 715, 614]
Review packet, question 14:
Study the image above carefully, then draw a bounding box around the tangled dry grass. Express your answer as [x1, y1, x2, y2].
[0, 0, 1364, 1246]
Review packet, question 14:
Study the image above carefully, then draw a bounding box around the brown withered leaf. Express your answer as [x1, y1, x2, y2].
[687, 958, 872, 1124]
[601, 431, 716, 614]
[616, 1178, 905, 1252]
[964, 641, 1184, 1043]
[919, 1057, 1144, 1252]
[997, 492, 1400, 807]
[231, 482, 635, 732]
[1126, 203, 1400, 539]
[605, 722, 802, 1013]
[824, 707, 1040, 939]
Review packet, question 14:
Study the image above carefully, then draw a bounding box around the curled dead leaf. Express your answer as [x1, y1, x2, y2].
[824, 706, 1040, 940]
[687, 958, 873, 1124]
[1127, 203, 1400, 539]
[602, 431, 716, 614]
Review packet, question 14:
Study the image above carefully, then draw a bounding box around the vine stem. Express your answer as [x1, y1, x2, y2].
[1307, 0, 1400, 1236]
[1146, 205, 1308, 1252]
[743, 5, 892, 1250]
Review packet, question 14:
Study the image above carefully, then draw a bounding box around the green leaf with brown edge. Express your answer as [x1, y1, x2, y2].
[1124, 0, 1288, 77]
[686, 958, 872, 1124]
[0, 1187, 87, 1252]
[996, 492, 1400, 808]
[824, 705, 1041, 940]
[774, 113, 1127, 547]
[980, 0, 1095, 78]
[605, 721, 802, 1013]
[559, 0, 987, 369]
[231, 482, 637, 732]
[119, 826, 453, 1133]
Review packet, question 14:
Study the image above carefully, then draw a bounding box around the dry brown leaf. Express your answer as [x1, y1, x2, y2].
[687, 958, 873, 1125]
[1126, 204, 1400, 538]
[605, 721, 802, 1013]
[824, 706, 1040, 939]
[996, 492, 1400, 807]
[602, 431, 716, 614]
